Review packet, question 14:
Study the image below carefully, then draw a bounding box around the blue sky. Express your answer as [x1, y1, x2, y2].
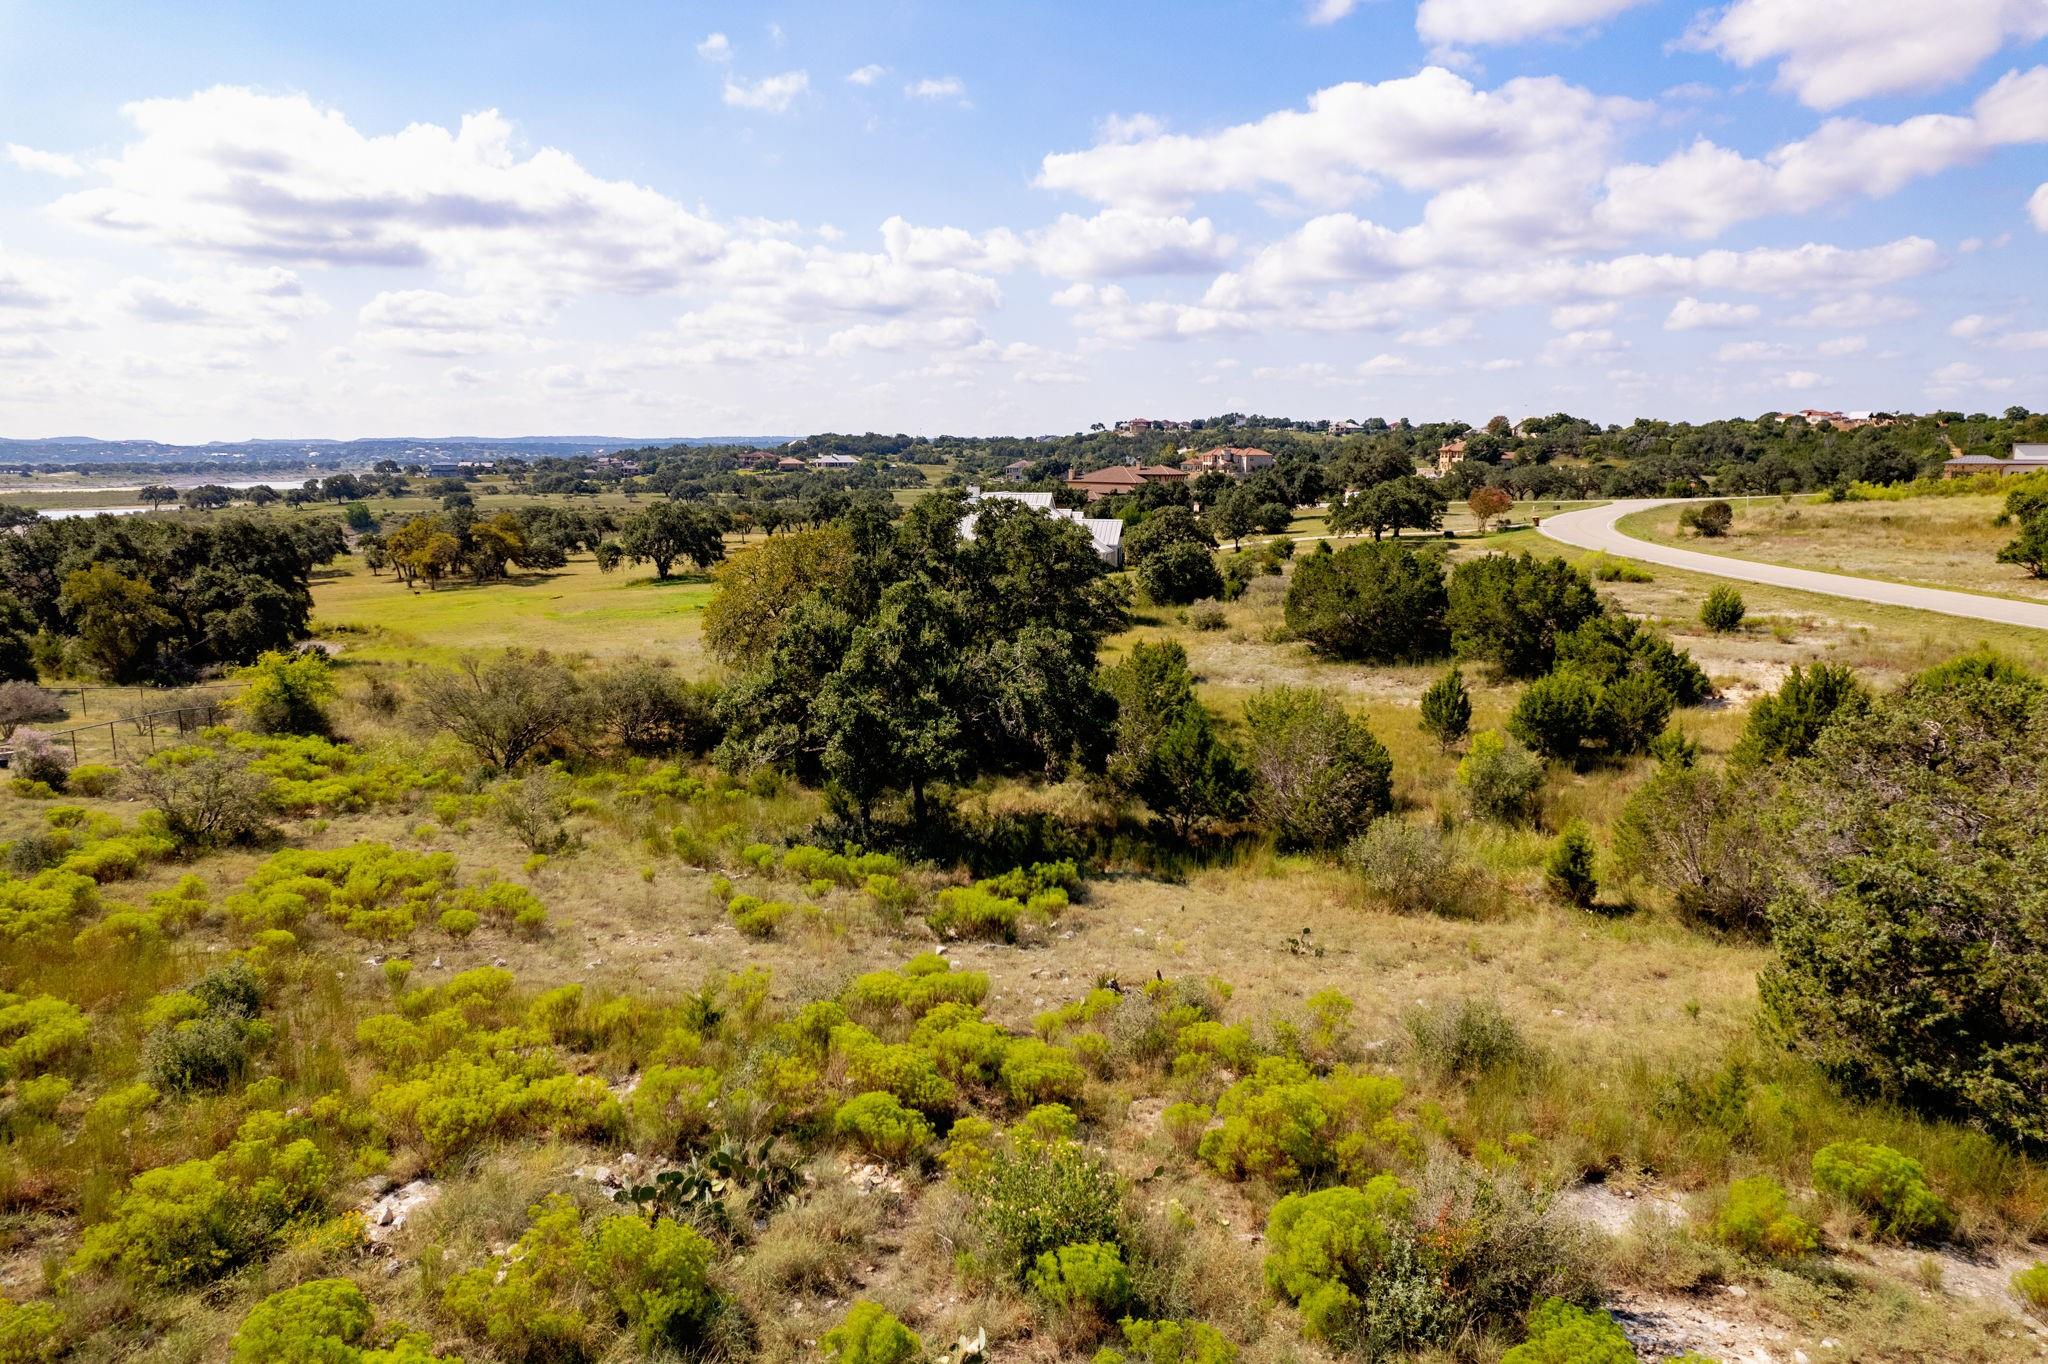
[0, 0, 2044, 440]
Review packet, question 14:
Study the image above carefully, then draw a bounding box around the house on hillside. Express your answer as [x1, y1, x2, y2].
[1181, 446, 1275, 477]
[775, 456, 808, 471]
[1001, 458, 1032, 479]
[961, 488, 1124, 566]
[810, 454, 859, 469]
[1425, 438, 1467, 478]
[1064, 464, 1186, 500]
[1943, 443, 2048, 478]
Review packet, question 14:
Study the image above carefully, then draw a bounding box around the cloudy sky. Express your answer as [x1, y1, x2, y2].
[1, 0, 2045, 440]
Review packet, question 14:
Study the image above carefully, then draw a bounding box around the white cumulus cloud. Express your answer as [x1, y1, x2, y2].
[5, 143, 86, 177]
[1418, 0, 1653, 47]
[906, 76, 968, 102]
[723, 71, 809, 113]
[1666, 296, 1762, 330]
[1685, 0, 2048, 109]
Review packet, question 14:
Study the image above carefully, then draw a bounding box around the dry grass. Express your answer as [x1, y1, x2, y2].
[1619, 494, 2048, 604]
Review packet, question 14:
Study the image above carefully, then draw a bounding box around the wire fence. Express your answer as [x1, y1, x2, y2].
[10, 687, 241, 769]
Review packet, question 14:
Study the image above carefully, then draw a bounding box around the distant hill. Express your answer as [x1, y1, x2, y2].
[0, 435, 797, 469]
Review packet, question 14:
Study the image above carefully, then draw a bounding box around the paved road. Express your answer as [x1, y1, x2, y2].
[1538, 498, 2048, 631]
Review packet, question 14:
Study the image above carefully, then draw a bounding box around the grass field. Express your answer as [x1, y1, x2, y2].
[1617, 494, 2048, 604]
[10, 491, 2048, 1362]
[311, 554, 720, 666]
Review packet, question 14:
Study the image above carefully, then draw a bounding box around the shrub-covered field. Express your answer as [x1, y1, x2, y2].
[0, 485, 2045, 1363]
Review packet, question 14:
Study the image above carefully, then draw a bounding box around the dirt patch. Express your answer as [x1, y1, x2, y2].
[1862, 1241, 2048, 1326]
[1555, 1181, 1688, 1237]
[1608, 1286, 1803, 1363]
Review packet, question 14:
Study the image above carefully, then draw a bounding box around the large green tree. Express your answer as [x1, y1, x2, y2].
[619, 502, 726, 580]
[714, 493, 1124, 827]
[1762, 669, 2048, 1145]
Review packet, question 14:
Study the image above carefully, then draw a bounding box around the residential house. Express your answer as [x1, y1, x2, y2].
[1064, 464, 1186, 500]
[810, 454, 860, 469]
[961, 488, 1125, 566]
[1425, 438, 1467, 478]
[1181, 446, 1276, 476]
[1943, 443, 2048, 478]
[775, 456, 808, 472]
[1001, 458, 1032, 479]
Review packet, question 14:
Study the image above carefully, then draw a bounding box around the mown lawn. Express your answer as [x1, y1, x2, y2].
[311, 552, 719, 665]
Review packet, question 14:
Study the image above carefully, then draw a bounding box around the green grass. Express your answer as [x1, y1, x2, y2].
[312, 553, 719, 665]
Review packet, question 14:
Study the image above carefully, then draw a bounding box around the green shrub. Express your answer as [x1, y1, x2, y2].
[1344, 816, 1466, 915]
[143, 1014, 261, 1093]
[829, 1025, 956, 1114]
[1447, 553, 1601, 679]
[999, 1039, 1086, 1107]
[1198, 1057, 1407, 1188]
[1404, 998, 1530, 1080]
[1500, 1298, 1638, 1364]
[1507, 670, 1603, 765]
[1160, 1102, 1211, 1154]
[0, 993, 86, 1079]
[1679, 500, 1733, 537]
[438, 907, 479, 937]
[442, 1195, 722, 1359]
[1457, 730, 1544, 823]
[968, 1139, 1125, 1277]
[1760, 674, 2048, 1145]
[1706, 1175, 1818, 1260]
[129, 745, 274, 850]
[0, 1295, 61, 1363]
[729, 894, 799, 938]
[1028, 1240, 1130, 1318]
[1240, 686, 1393, 850]
[231, 1279, 373, 1363]
[1544, 821, 1598, 907]
[1417, 667, 1471, 751]
[2013, 1262, 2048, 1314]
[1263, 1177, 1420, 1347]
[68, 1109, 329, 1288]
[64, 765, 118, 798]
[235, 649, 338, 736]
[1613, 760, 1771, 934]
[840, 956, 988, 1021]
[1700, 585, 1745, 632]
[1553, 612, 1711, 706]
[1139, 542, 1224, 606]
[1810, 1140, 1955, 1243]
[1015, 1102, 1079, 1144]
[628, 1063, 721, 1151]
[834, 1091, 935, 1164]
[1583, 552, 1651, 583]
[1284, 540, 1449, 663]
[579, 1211, 722, 1350]
[1093, 1318, 1238, 1364]
[927, 885, 1023, 942]
[1731, 661, 1866, 767]
[361, 983, 619, 1162]
[822, 1301, 923, 1364]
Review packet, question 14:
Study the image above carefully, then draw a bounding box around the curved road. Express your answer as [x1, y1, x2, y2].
[1538, 498, 2048, 631]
